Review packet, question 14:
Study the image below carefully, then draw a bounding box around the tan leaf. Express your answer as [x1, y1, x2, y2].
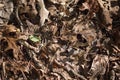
[37, 0, 49, 26]
[40, 8, 49, 26]
[0, 3, 4, 8]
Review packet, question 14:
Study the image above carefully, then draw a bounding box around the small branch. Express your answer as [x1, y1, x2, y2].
[15, 7, 24, 32]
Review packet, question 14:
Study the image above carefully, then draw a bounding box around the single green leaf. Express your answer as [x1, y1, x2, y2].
[29, 35, 40, 42]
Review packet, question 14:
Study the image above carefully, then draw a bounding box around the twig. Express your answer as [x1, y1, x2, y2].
[2, 62, 6, 78]
[22, 41, 39, 53]
[15, 7, 24, 32]
[21, 70, 27, 80]
[64, 65, 87, 80]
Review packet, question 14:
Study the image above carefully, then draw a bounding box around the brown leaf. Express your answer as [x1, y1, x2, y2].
[88, 54, 109, 78]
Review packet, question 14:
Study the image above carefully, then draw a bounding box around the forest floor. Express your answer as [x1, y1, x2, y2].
[0, 0, 120, 80]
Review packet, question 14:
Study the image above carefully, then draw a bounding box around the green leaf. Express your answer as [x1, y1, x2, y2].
[29, 35, 40, 42]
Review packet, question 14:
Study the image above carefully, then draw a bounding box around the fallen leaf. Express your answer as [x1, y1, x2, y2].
[29, 35, 40, 42]
[0, 3, 4, 8]
[37, 0, 49, 26]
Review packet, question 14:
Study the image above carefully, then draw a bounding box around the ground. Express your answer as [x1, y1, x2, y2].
[0, 0, 120, 80]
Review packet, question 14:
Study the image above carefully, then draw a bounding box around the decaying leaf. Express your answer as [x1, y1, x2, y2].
[0, 25, 22, 59]
[0, 0, 13, 24]
[88, 54, 109, 79]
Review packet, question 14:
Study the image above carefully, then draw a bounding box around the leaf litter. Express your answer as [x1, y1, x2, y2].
[0, 0, 120, 80]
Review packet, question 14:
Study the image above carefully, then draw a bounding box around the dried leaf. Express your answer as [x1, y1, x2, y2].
[37, 0, 49, 26]
[0, 3, 4, 8]
[88, 54, 109, 78]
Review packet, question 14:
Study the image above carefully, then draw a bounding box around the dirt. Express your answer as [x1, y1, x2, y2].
[0, 0, 120, 80]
